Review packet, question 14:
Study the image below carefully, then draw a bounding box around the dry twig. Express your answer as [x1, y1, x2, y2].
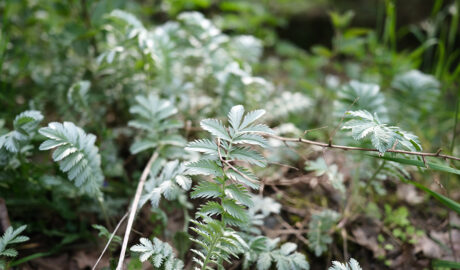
[0, 198, 11, 232]
[266, 134, 460, 162]
[116, 151, 159, 270]
[93, 212, 128, 270]
[216, 138, 259, 185]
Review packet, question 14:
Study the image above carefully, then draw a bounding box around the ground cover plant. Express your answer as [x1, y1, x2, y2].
[1, 0, 460, 269]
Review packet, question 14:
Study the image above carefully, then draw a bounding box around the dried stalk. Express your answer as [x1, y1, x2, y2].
[266, 134, 460, 162]
[116, 151, 159, 270]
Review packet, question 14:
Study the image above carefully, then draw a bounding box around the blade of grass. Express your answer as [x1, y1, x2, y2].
[371, 155, 460, 175]
[433, 259, 460, 268]
[404, 180, 460, 215]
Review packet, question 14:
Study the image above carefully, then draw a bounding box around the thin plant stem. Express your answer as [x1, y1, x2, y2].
[364, 160, 386, 192]
[265, 134, 460, 162]
[98, 198, 113, 230]
[447, 90, 459, 261]
[329, 97, 359, 144]
[450, 91, 459, 152]
[116, 151, 160, 270]
[92, 212, 128, 270]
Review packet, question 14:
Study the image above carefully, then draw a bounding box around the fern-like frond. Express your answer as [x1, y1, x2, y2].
[249, 195, 281, 217]
[391, 70, 440, 112]
[39, 122, 104, 196]
[229, 35, 263, 64]
[243, 237, 309, 270]
[201, 105, 273, 144]
[239, 109, 266, 130]
[128, 94, 184, 154]
[232, 133, 269, 148]
[92, 224, 122, 252]
[0, 225, 29, 259]
[329, 258, 362, 270]
[67, 81, 90, 111]
[190, 217, 245, 270]
[130, 94, 177, 122]
[305, 158, 345, 194]
[0, 110, 43, 154]
[186, 139, 218, 156]
[265, 92, 311, 121]
[141, 160, 191, 207]
[187, 105, 275, 269]
[130, 237, 184, 269]
[225, 184, 253, 207]
[227, 147, 266, 167]
[109, 9, 144, 29]
[13, 111, 44, 137]
[307, 210, 340, 257]
[305, 158, 329, 176]
[191, 181, 222, 199]
[228, 105, 246, 131]
[198, 201, 223, 217]
[342, 110, 395, 153]
[222, 198, 249, 222]
[226, 166, 259, 189]
[200, 119, 232, 142]
[342, 110, 422, 153]
[334, 80, 387, 120]
[186, 160, 223, 177]
[93, 224, 122, 244]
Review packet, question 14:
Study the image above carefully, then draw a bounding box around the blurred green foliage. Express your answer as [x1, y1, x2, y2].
[0, 0, 459, 268]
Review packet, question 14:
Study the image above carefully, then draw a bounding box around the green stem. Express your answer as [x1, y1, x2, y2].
[183, 208, 190, 231]
[0, 0, 10, 95]
[201, 233, 220, 270]
[80, 0, 98, 55]
[10, 241, 65, 267]
[98, 197, 113, 231]
[447, 0, 460, 54]
[364, 160, 386, 192]
[383, 0, 396, 51]
[450, 92, 459, 153]
[447, 89, 459, 261]
[10, 250, 57, 267]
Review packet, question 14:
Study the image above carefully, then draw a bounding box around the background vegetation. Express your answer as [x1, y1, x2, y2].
[0, 0, 459, 269]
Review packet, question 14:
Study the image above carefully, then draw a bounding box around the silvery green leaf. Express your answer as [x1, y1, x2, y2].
[391, 70, 440, 111]
[329, 258, 362, 270]
[1, 110, 43, 154]
[228, 105, 245, 131]
[225, 184, 253, 207]
[305, 158, 328, 177]
[335, 80, 387, 120]
[39, 122, 103, 196]
[280, 242, 297, 255]
[343, 110, 396, 153]
[110, 9, 144, 29]
[200, 119, 231, 141]
[186, 160, 223, 177]
[343, 110, 422, 153]
[175, 175, 192, 190]
[130, 237, 183, 268]
[186, 139, 218, 155]
[265, 92, 311, 121]
[239, 109, 266, 130]
[228, 147, 266, 167]
[257, 252, 272, 270]
[191, 181, 221, 199]
[0, 225, 29, 258]
[308, 210, 340, 257]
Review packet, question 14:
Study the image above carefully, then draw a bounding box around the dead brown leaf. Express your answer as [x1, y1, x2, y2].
[352, 227, 385, 258]
[414, 230, 460, 260]
[396, 184, 424, 205]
